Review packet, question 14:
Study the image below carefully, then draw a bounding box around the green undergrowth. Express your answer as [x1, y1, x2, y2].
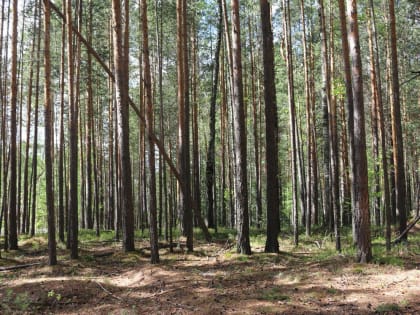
[1, 222, 418, 270]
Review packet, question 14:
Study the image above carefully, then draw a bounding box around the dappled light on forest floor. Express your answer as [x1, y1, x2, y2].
[0, 227, 419, 314]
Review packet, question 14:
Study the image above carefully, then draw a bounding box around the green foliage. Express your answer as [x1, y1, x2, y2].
[47, 290, 62, 302]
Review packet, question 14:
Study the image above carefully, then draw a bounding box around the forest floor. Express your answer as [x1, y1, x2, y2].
[0, 224, 419, 315]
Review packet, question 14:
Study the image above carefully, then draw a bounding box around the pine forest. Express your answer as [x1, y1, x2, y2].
[0, 0, 419, 313]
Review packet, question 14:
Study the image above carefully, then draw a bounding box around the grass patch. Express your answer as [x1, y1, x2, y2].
[351, 266, 365, 275]
[259, 288, 290, 301]
[0, 289, 31, 313]
[326, 287, 338, 294]
[373, 255, 404, 267]
[375, 303, 401, 313]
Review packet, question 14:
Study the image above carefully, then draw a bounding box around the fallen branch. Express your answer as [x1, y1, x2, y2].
[95, 281, 123, 302]
[392, 215, 420, 244]
[0, 262, 41, 272]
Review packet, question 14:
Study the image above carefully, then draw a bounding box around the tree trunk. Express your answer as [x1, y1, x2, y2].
[43, 0, 57, 265]
[66, 0, 79, 259]
[177, 0, 193, 251]
[260, 0, 279, 253]
[30, 4, 42, 238]
[300, 0, 312, 236]
[85, 0, 94, 230]
[283, 0, 299, 246]
[231, 0, 251, 255]
[367, 9, 381, 227]
[8, 0, 19, 250]
[389, 0, 407, 240]
[57, 0, 66, 243]
[21, 1, 38, 235]
[345, 0, 372, 263]
[318, 0, 332, 232]
[140, 0, 159, 264]
[248, 19, 262, 230]
[205, 0, 222, 230]
[112, 0, 135, 252]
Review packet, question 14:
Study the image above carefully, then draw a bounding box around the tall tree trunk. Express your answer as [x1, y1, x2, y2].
[308, 25, 319, 227]
[22, 1, 38, 235]
[300, 0, 312, 236]
[112, 0, 135, 252]
[318, 0, 332, 232]
[260, 0, 279, 253]
[231, 0, 251, 255]
[328, 3, 341, 251]
[283, 0, 299, 246]
[43, 0, 57, 265]
[8, 0, 19, 250]
[85, 0, 93, 230]
[367, 10, 381, 227]
[30, 2, 42, 238]
[220, 45, 228, 227]
[206, 0, 222, 230]
[67, 0, 79, 258]
[370, 0, 391, 251]
[141, 0, 159, 264]
[345, 0, 372, 263]
[389, 0, 407, 240]
[57, 0, 66, 243]
[338, 0, 355, 238]
[248, 19, 262, 230]
[177, 0, 193, 251]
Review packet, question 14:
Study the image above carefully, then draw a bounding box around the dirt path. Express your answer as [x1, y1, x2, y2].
[0, 228, 419, 314]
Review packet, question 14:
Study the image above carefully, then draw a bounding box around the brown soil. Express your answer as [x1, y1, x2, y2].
[0, 227, 419, 314]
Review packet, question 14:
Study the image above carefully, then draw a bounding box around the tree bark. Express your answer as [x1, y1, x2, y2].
[345, 0, 372, 263]
[389, 0, 407, 240]
[112, 0, 135, 252]
[206, 0, 222, 230]
[141, 0, 159, 264]
[67, 0, 79, 259]
[177, 0, 193, 251]
[260, 0, 280, 253]
[8, 0, 19, 250]
[231, 0, 251, 255]
[300, 0, 312, 236]
[42, 0, 57, 265]
[283, 0, 299, 246]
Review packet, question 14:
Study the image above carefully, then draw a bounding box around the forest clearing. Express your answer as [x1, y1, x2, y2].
[1, 226, 419, 314]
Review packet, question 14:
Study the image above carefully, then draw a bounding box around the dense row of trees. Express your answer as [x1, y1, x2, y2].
[0, 0, 418, 265]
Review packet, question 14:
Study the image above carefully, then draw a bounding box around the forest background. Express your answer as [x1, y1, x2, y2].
[0, 0, 419, 313]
